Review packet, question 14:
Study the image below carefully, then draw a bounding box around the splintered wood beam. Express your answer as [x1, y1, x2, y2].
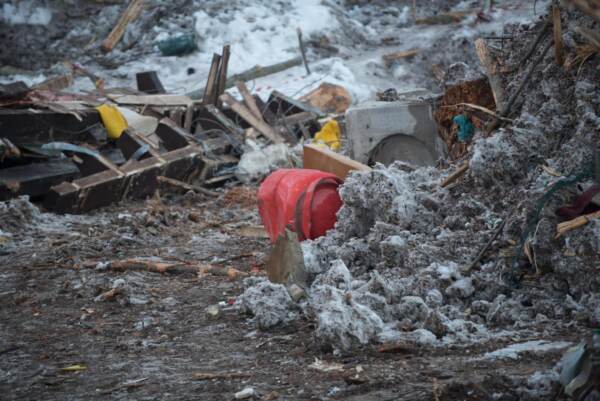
[235, 81, 264, 122]
[553, 5, 564, 66]
[101, 0, 144, 53]
[202, 53, 221, 106]
[474, 38, 506, 111]
[441, 162, 469, 187]
[215, 45, 230, 108]
[219, 93, 284, 144]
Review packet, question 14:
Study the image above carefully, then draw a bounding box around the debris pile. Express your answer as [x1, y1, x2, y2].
[240, 3, 600, 371]
[0, 45, 328, 212]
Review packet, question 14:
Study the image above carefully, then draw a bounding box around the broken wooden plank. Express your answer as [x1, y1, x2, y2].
[0, 109, 102, 145]
[156, 117, 193, 151]
[45, 145, 207, 213]
[267, 90, 323, 117]
[136, 71, 165, 94]
[236, 226, 269, 239]
[101, 0, 145, 52]
[33, 74, 74, 92]
[188, 57, 304, 100]
[117, 129, 152, 160]
[183, 104, 194, 132]
[121, 156, 164, 199]
[235, 81, 264, 122]
[553, 5, 564, 66]
[382, 49, 419, 67]
[474, 38, 506, 111]
[219, 93, 284, 144]
[0, 159, 80, 201]
[415, 10, 472, 25]
[441, 162, 469, 187]
[215, 45, 231, 108]
[303, 144, 371, 180]
[108, 94, 193, 107]
[196, 104, 245, 148]
[202, 53, 222, 106]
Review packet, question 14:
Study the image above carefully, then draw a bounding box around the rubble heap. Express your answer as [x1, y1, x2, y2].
[241, 4, 600, 357]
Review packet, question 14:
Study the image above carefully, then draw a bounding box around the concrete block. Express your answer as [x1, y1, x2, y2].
[345, 97, 446, 167]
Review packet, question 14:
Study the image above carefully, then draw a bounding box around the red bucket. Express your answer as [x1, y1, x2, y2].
[258, 169, 343, 243]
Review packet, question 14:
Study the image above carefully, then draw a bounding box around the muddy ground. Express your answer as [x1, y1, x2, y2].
[0, 186, 578, 401]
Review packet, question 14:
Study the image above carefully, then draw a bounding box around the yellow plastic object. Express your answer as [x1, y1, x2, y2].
[96, 104, 128, 140]
[312, 120, 341, 151]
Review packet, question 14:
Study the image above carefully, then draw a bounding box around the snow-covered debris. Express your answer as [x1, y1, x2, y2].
[482, 340, 572, 360]
[240, 279, 297, 329]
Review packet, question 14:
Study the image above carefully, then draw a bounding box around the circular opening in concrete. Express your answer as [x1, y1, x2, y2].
[368, 134, 437, 167]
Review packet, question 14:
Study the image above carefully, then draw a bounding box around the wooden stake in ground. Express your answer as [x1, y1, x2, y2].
[486, 38, 553, 134]
[219, 93, 285, 144]
[297, 28, 311, 75]
[202, 53, 221, 106]
[553, 5, 564, 66]
[215, 45, 230, 108]
[101, 0, 144, 53]
[474, 38, 506, 111]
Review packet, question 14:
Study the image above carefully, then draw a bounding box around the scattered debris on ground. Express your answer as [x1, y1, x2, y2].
[1, 0, 599, 400]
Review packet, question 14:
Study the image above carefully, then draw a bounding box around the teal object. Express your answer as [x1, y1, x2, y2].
[156, 34, 198, 57]
[453, 114, 474, 143]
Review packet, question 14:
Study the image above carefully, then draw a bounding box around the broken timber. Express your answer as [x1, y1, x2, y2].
[219, 93, 285, 144]
[101, 0, 144, 53]
[136, 71, 166, 94]
[45, 144, 206, 213]
[202, 53, 222, 106]
[215, 45, 231, 108]
[474, 38, 506, 111]
[235, 81, 264, 122]
[187, 57, 303, 100]
[0, 159, 80, 201]
[303, 144, 371, 180]
[0, 109, 103, 144]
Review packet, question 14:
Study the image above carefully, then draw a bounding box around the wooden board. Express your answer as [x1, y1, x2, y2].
[235, 81, 264, 121]
[303, 144, 371, 180]
[108, 94, 193, 106]
[101, 0, 144, 52]
[219, 93, 284, 144]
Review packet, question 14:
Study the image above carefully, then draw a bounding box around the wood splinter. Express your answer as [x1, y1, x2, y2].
[556, 210, 600, 238]
[441, 162, 469, 187]
[157, 175, 219, 197]
[553, 5, 564, 66]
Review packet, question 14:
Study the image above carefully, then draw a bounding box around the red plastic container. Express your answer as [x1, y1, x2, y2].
[258, 169, 343, 243]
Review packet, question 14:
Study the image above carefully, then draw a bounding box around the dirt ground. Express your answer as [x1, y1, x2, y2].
[0, 185, 579, 401]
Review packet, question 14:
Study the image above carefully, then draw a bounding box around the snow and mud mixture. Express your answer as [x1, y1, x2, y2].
[237, 4, 600, 400]
[1, 0, 599, 399]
